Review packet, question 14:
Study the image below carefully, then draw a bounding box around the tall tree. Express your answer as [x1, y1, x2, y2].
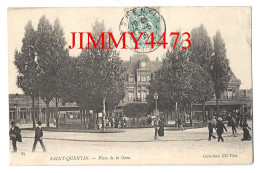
[189, 24, 213, 69]
[210, 31, 231, 115]
[189, 24, 214, 121]
[52, 18, 69, 128]
[147, 32, 192, 122]
[14, 20, 38, 128]
[35, 16, 57, 127]
[147, 31, 215, 126]
[79, 20, 125, 130]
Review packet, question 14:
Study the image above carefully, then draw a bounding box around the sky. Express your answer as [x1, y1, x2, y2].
[8, 7, 252, 94]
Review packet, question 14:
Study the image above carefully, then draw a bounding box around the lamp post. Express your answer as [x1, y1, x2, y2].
[153, 92, 158, 140]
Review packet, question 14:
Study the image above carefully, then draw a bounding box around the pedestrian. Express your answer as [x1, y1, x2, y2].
[211, 116, 217, 128]
[235, 113, 240, 127]
[111, 117, 114, 128]
[147, 116, 152, 126]
[9, 121, 22, 152]
[178, 116, 184, 131]
[115, 118, 119, 128]
[231, 116, 237, 136]
[208, 119, 216, 141]
[123, 118, 127, 127]
[32, 121, 46, 152]
[97, 118, 102, 129]
[241, 123, 252, 141]
[158, 117, 165, 137]
[216, 118, 227, 142]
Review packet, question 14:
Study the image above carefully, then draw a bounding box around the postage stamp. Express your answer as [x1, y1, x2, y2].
[119, 7, 166, 53]
[8, 7, 252, 165]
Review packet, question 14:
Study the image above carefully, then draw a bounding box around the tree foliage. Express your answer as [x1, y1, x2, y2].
[147, 29, 215, 125]
[124, 103, 148, 118]
[210, 31, 231, 113]
[14, 20, 39, 128]
[78, 20, 125, 112]
[189, 24, 213, 70]
[35, 16, 69, 127]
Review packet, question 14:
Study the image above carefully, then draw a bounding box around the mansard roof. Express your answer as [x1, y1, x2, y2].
[122, 54, 162, 74]
[229, 70, 241, 86]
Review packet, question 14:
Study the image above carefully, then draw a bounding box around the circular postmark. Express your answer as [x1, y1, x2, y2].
[119, 7, 166, 53]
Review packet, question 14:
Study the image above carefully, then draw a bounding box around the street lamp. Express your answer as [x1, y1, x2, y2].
[153, 92, 158, 140]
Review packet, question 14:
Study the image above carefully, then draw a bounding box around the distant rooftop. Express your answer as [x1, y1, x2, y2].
[122, 54, 162, 74]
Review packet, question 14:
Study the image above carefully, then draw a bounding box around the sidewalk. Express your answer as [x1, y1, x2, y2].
[20, 125, 246, 143]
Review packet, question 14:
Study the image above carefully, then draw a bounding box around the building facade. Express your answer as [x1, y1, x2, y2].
[118, 54, 162, 106]
[119, 54, 252, 117]
[9, 94, 79, 124]
[193, 71, 252, 117]
[9, 54, 252, 124]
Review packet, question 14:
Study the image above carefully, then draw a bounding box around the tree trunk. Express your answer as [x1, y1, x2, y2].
[86, 109, 89, 129]
[55, 97, 59, 128]
[102, 97, 106, 130]
[31, 95, 36, 129]
[189, 103, 193, 127]
[46, 101, 50, 128]
[37, 94, 40, 122]
[216, 97, 220, 115]
[202, 101, 206, 122]
[166, 111, 169, 124]
[80, 109, 83, 126]
[83, 109, 86, 128]
[176, 102, 179, 120]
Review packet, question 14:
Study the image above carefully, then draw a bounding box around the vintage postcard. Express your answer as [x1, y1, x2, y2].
[8, 7, 252, 165]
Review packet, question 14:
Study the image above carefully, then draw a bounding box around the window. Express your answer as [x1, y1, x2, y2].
[147, 75, 150, 81]
[50, 111, 55, 119]
[226, 88, 236, 99]
[140, 61, 146, 68]
[129, 75, 134, 82]
[126, 74, 129, 81]
[9, 111, 14, 120]
[137, 75, 141, 81]
[137, 90, 141, 100]
[20, 111, 26, 119]
[151, 74, 154, 81]
[141, 75, 147, 81]
[128, 91, 134, 101]
[141, 91, 147, 101]
[233, 89, 236, 98]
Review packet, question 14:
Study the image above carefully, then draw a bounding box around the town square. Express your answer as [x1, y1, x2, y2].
[7, 7, 252, 165]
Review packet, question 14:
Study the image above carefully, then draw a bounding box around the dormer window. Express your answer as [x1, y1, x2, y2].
[141, 61, 146, 68]
[140, 58, 147, 68]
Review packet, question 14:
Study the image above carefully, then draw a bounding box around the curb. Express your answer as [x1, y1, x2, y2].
[20, 132, 243, 143]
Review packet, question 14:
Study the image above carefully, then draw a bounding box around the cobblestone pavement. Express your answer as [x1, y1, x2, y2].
[9, 123, 253, 165]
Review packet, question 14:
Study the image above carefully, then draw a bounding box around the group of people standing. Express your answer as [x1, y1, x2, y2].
[9, 121, 46, 153]
[208, 115, 252, 142]
[208, 116, 227, 142]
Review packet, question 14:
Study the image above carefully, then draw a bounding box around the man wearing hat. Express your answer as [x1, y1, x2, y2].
[32, 121, 46, 152]
[216, 117, 227, 142]
[208, 118, 216, 141]
[9, 121, 22, 152]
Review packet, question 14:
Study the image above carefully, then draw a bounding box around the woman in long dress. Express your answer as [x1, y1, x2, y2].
[158, 118, 165, 137]
[241, 123, 251, 141]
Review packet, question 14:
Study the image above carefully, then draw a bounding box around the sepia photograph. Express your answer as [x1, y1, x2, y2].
[7, 6, 252, 165]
